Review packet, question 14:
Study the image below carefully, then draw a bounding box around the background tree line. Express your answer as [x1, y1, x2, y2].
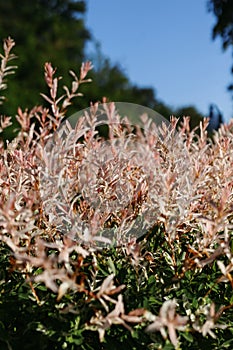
[0, 0, 231, 139]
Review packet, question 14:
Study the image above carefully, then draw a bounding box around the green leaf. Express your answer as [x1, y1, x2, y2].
[181, 331, 194, 342]
[107, 257, 116, 275]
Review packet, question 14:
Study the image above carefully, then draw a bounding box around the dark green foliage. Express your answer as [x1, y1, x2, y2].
[208, 0, 233, 94]
[1, 223, 233, 350]
[0, 0, 90, 117]
[208, 0, 233, 49]
[175, 106, 204, 131]
[0, 0, 205, 137]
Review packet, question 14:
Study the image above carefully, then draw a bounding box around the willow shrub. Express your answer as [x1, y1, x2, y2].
[0, 38, 233, 350]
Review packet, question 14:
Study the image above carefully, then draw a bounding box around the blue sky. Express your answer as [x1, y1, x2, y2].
[85, 0, 233, 123]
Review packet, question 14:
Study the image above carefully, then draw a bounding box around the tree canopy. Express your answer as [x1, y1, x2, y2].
[208, 0, 233, 93]
[0, 0, 205, 135]
[0, 0, 90, 116]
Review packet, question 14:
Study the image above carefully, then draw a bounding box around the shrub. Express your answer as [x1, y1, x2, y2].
[0, 37, 233, 350]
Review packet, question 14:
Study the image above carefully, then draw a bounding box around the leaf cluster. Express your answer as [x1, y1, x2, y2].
[0, 38, 233, 350]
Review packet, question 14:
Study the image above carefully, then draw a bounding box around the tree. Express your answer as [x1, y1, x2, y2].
[0, 0, 205, 138]
[0, 0, 90, 116]
[175, 105, 205, 130]
[208, 0, 233, 94]
[0, 1, 172, 124]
